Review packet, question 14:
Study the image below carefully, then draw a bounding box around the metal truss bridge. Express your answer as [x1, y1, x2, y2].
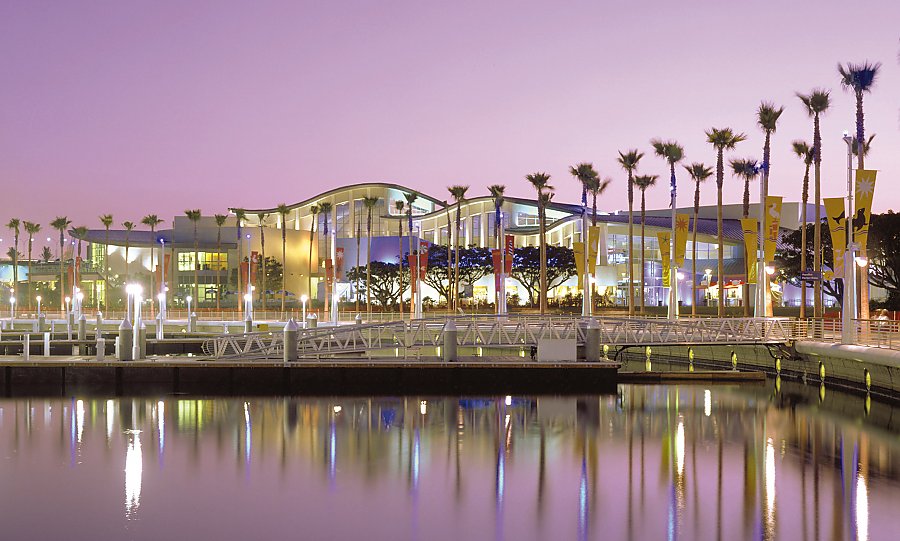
[202, 316, 797, 361]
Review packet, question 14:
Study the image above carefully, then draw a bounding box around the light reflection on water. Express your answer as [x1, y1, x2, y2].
[0, 383, 897, 540]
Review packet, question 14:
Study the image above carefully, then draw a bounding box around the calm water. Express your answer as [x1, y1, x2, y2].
[0, 384, 898, 541]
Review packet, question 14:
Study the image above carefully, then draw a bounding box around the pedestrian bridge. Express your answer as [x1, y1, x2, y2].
[201, 316, 798, 361]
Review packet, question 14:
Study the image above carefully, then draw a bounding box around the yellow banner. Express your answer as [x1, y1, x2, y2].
[824, 197, 847, 280]
[588, 225, 600, 265]
[658, 232, 671, 288]
[853, 169, 877, 250]
[741, 218, 758, 284]
[574, 241, 585, 289]
[764, 196, 783, 263]
[674, 214, 690, 267]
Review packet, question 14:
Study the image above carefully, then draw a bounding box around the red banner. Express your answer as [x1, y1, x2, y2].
[241, 251, 259, 287]
[491, 249, 502, 274]
[408, 254, 418, 293]
[504, 235, 514, 273]
[419, 242, 429, 280]
[335, 247, 345, 280]
[155, 254, 171, 291]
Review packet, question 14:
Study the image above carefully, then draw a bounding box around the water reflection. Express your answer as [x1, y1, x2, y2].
[0, 383, 897, 540]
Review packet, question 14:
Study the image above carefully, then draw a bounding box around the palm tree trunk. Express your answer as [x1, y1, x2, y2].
[193, 225, 199, 309]
[716, 149, 725, 318]
[742, 179, 750, 317]
[628, 177, 635, 316]
[237, 223, 243, 315]
[355, 222, 361, 313]
[539, 205, 547, 315]
[692, 181, 699, 316]
[104, 227, 110, 307]
[813, 114, 822, 319]
[856, 93, 870, 320]
[59, 235, 65, 312]
[260, 227, 266, 312]
[446, 209, 452, 308]
[149, 231, 156, 318]
[27, 239, 33, 311]
[308, 220, 315, 304]
[218, 229, 223, 312]
[640, 192, 646, 314]
[398, 219, 404, 316]
[800, 164, 810, 319]
[454, 205, 462, 312]
[280, 227, 286, 316]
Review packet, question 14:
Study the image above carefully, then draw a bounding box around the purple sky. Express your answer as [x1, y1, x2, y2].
[1, 1, 898, 251]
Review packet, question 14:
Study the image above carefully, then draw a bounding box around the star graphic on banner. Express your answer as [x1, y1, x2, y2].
[856, 177, 875, 200]
[676, 216, 689, 232]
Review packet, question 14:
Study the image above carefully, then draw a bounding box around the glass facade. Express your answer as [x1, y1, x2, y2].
[177, 252, 228, 272]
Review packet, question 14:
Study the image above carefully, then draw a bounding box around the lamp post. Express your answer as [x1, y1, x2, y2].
[582, 204, 592, 317]
[36, 295, 42, 317]
[75, 291, 84, 320]
[704, 268, 712, 307]
[9, 296, 15, 321]
[186, 295, 193, 318]
[842, 131, 858, 344]
[125, 284, 137, 321]
[64, 296, 71, 316]
[300, 294, 308, 327]
[159, 238, 166, 315]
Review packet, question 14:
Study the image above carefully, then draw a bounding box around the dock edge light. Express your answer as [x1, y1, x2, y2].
[855, 256, 868, 268]
[765, 265, 775, 275]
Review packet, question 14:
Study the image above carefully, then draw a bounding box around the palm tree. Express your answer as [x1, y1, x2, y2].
[757, 102, 784, 316]
[318, 202, 334, 316]
[488, 184, 506, 309]
[6, 219, 20, 302]
[706, 127, 747, 317]
[651, 139, 685, 317]
[256, 212, 269, 310]
[851, 134, 875, 158]
[633, 174, 658, 314]
[444, 201, 453, 306]
[570, 163, 599, 302]
[276, 204, 290, 316]
[730, 158, 760, 316]
[524, 174, 553, 314]
[395, 199, 406, 315]
[362, 197, 379, 316]
[214, 214, 228, 311]
[50, 216, 71, 310]
[796, 90, 830, 318]
[23, 221, 40, 310]
[307, 204, 319, 302]
[69, 226, 88, 298]
[792, 141, 814, 318]
[447, 185, 469, 311]
[683, 163, 713, 315]
[233, 209, 247, 310]
[142, 214, 164, 315]
[184, 210, 202, 307]
[839, 61, 881, 320]
[588, 176, 611, 226]
[618, 150, 644, 316]
[122, 221, 136, 284]
[404, 192, 418, 316]
[100, 214, 114, 290]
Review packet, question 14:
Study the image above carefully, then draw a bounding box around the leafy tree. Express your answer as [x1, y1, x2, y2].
[867, 212, 900, 309]
[776, 223, 842, 307]
[41, 246, 52, 263]
[510, 245, 576, 307]
[239, 256, 283, 296]
[418, 245, 492, 305]
[347, 262, 401, 308]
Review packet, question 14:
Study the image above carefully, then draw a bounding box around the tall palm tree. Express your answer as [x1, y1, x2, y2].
[444, 201, 453, 306]
[706, 127, 747, 317]
[276, 204, 290, 316]
[570, 162, 599, 303]
[757, 102, 784, 316]
[525, 174, 553, 314]
[6, 219, 20, 302]
[184, 210, 202, 307]
[404, 192, 418, 317]
[362, 197, 379, 316]
[142, 214, 164, 315]
[792, 141, 814, 318]
[488, 184, 506, 309]
[618, 150, 644, 316]
[796, 90, 830, 318]
[69, 226, 88, 298]
[122, 221, 135, 284]
[50, 216, 71, 310]
[318, 202, 333, 316]
[447, 186, 469, 311]
[730, 158, 760, 316]
[395, 200, 406, 315]
[588, 176, 611, 226]
[683, 163, 713, 315]
[214, 214, 228, 311]
[100, 214, 114, 291]
[233, 209, 247, 310]
[307, 204, 319, 302]
[651, 139, 685, 317]
[23, 221, 40, 310]
[633, 174, 658, 314]
[256, 212, 269, 310]
[839, 61, 881, 320]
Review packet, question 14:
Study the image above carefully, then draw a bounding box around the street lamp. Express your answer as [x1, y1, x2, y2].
[9, 296, 15, 320]
[300, 294, 308, 325]
[36, 295, 42, 316]
[186, 295, 193, 316]
[76, 291, 84, 319]
[64, 296, 71, 316]
[842, 131, 857, 344]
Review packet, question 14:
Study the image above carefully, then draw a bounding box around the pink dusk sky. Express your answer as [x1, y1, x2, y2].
[1, 0, 898, 249]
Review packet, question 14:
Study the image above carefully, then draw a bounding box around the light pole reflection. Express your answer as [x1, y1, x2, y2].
[764, 437, 776, 540]
[124, 430, 142, 520]
[856, 472, 868, 541]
